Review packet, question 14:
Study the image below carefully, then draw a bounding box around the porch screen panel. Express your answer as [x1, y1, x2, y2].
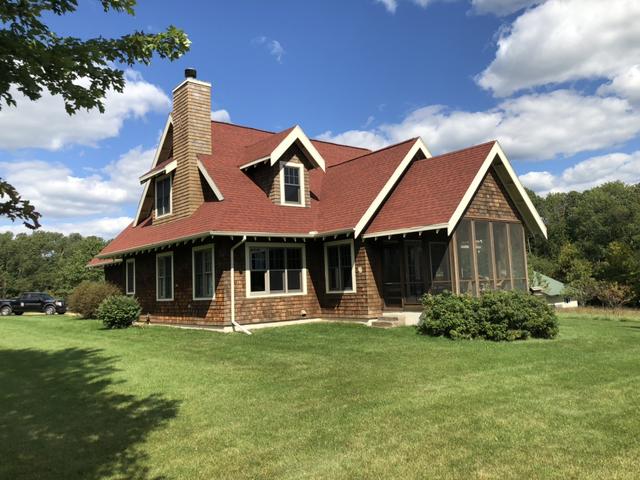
[429, 243, 451, 294]
[474, 221, 494, 293]
[456, 220, 476, 294]
[492, 223, 511, 290]
[509, 224, 527, 291]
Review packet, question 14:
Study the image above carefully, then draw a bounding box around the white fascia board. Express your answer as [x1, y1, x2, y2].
[139, 159, 177, 183]
[134, 114, 172, 226]
[270, 125, 326, 172]
[197, 159, 224, 200]
[362, 223, 449, 239]
[353, 137, 432, 238]
[239, 156, 270, 170]
[446, 141, 548, 238]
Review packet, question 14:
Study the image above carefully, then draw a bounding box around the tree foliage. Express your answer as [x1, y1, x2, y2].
[0, 231, 106, 298]
[0, 0, 190, 228]
[527, 182, 640, 305]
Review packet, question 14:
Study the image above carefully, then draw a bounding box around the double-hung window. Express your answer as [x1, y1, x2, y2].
[125, 258, 135, 295]
[324, 240, 356, 293]
[281, 162, 303, 205]
[156, 252, 174, 301]
[155, 174, 172, 217]
[247, 244, 305, 296]
[193, 245, 215, 300]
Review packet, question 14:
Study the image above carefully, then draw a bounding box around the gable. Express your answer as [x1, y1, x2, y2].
[463, 165, 521, 222]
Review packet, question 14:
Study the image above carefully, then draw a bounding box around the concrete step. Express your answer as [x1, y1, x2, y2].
[369, 317, 401, 328]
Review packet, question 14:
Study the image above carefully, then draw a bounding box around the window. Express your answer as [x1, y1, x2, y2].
[156, 252, 173, 301]
[126, 258, 135, 295]
[324, 240, 355, 293]
[280, 162, 304, 206]
[246, 244, 305, 296]
[193, 245, 214, 300]
[155, 174, 172, 217]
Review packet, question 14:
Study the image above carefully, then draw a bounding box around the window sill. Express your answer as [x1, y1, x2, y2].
[326, 289, 357, 295]
[246, 291, 307, 299]
[280, 202, 306, 208]
[155, 212, 172, 219]
[193, 296, 215, 301]
[156, 298, 174, 302]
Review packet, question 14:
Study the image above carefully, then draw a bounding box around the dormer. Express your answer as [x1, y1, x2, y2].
[240, 125, 326, 208]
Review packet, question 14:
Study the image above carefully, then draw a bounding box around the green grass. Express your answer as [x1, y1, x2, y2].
[1, 312, 639, 479]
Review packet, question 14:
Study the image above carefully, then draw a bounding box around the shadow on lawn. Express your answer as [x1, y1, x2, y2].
[0, 348, 179, 480]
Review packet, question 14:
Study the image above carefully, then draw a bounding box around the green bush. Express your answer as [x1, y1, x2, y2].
[417, 290, 558, 341]
[418, 292, 478, 339]
[96, 295, 141, 329]
[68, 281, 120, 318]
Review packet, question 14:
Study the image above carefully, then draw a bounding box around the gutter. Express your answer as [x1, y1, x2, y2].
[230, 235, 251, 335]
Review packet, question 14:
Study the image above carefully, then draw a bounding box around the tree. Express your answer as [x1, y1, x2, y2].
[596, 281, 634, 311]
[0, 0, 190, 227]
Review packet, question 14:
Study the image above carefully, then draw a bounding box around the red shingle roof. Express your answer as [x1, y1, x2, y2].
[97, 120, 500, 258]
[364, 141, 496, 235]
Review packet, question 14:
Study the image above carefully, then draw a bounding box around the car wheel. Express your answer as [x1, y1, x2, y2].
[15, 312, 23, 316]
[0, 306, 11, 316]
[44, 305, 56, 315]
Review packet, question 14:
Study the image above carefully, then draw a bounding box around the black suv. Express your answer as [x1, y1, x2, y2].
[0, 292, 67, 316]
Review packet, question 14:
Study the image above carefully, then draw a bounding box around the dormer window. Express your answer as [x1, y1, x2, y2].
[155, 174, 172, 217]
[280, 162, 304, 206]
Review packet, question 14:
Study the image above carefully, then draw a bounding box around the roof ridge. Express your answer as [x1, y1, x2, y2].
[212, 119, 374, 153]
[327, 137, 419, 169]
[429, 140, 497, 160]
[310, 137, 372, 152]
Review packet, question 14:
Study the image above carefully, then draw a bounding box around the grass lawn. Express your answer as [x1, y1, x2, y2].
[1, 312, 639, 479]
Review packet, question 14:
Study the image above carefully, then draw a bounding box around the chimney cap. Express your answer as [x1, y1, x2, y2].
[184, 68, 197, 79]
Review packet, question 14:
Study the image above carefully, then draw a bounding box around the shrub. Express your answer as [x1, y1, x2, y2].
[68, 281, 120, 318]
[96, 295, 141, 329]
[417, 290, 558, 341]
[596, 281, 634, 310]
[417, 292, 478, 339]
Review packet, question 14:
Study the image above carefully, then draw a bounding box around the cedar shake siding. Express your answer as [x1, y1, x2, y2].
[93, 73, 547, 327]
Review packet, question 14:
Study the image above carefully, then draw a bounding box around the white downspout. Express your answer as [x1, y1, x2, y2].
[230, 235, 251, 335]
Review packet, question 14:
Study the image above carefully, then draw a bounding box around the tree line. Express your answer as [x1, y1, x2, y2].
[527, 181, 640, 306]
[0, 231, 106, 299]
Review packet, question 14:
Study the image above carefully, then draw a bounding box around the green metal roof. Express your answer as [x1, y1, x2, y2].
[532, 272, 566, 297]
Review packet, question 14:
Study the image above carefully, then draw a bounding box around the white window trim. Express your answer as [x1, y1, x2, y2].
[125, 258, 135, 295]
[279, 161, 305, 207]
[244, 242, 307, 298]
[192, 244, 215, 301]
[156, 251, 174, 301]
[323, 239, 357, 294]
[155, 173, 173, 219]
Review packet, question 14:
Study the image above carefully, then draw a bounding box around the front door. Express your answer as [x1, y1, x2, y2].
[404, 241, 426, 304]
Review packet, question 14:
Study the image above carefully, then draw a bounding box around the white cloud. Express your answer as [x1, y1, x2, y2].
[521, 150, 640, 194]
[375, 0, 398, 13]
[319, 90, 640, 161]
[477, 0, 640, 97]
[211, 109, 232, 123]
[470, 0, 542, 15]
[597, 65, 640, 104]
[0, 145, 154, 219]
[0, 71, 170, 150]
[0, 216, 132, 239]
[253, 36, 285, 63]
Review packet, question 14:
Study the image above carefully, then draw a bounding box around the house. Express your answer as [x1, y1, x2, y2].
[531, 272, 578, 308]
[89, 69, 547, 328]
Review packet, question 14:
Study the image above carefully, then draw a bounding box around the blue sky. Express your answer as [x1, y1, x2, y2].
[1, 0, 640, 238]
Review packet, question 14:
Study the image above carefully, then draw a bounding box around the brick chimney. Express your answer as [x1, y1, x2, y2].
[163, 68, 211, 222]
